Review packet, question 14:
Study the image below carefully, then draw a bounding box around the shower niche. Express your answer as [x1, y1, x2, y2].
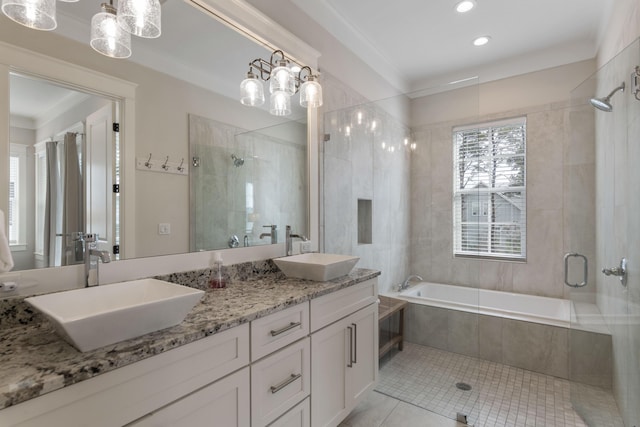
[357, 198, 372, 244]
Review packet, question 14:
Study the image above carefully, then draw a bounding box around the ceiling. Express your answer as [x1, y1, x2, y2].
[8, 0, 616, 119]
[289, 0, 615, 93]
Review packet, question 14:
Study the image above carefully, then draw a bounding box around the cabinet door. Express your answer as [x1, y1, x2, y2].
[130, 367, 250, 427]
[310, 317, 349, 427]
[346, 303, 378, 405]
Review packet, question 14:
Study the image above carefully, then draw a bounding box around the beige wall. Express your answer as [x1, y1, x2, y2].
[409, 60, 597, 300]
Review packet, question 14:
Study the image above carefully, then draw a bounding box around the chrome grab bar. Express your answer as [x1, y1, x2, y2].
[564, 253, 588, 288]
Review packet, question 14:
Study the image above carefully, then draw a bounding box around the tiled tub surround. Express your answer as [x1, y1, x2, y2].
[397, 288, 612, 387]
[0, 263, 379, 409]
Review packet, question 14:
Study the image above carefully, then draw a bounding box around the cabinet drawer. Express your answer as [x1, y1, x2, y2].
[310, 278, 377, 332]
[129, 367, 250, 427]
[251, 302, 309, 361]
[268, 396, 310, 427]
[251, 337, 310, 427]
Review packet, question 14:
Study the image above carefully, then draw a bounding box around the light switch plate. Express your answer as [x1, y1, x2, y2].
[158, 223, 171, 235]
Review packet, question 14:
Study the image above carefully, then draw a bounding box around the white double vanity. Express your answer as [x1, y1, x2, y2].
[0, 271, 379, 427]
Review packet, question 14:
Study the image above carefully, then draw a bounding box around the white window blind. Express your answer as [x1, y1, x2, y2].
[9, 155, 19, 244]
[453, 117, 526, 260]
[9, 143, 28, 247]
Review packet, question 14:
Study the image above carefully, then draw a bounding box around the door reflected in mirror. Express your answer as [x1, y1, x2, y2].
[9, 73, 120, 271]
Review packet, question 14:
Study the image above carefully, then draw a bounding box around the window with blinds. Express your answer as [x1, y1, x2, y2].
[9, 144, 28, 247]
[453, 117, 526, 260]
[8, 155, 19, 245]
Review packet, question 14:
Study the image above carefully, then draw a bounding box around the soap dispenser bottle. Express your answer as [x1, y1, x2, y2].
[209, 252, 226, 289]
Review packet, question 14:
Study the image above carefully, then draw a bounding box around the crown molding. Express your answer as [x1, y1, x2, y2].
[187, 0, 320, 70]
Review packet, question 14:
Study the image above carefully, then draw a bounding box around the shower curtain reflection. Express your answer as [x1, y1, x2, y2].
[43, 132, 84, 267]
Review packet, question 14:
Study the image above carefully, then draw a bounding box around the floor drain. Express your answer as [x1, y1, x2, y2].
[456, 382, 472, 391]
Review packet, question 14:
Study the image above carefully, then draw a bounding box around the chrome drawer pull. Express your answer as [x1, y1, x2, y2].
[270, 321, 302, 337]
[270, 373, 302, 394]
[352, 323, 357, 364]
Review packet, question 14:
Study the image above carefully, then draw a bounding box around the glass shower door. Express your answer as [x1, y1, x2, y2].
[567, 38, 639, 427]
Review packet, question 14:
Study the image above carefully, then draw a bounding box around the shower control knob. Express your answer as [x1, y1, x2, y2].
[602, 267, 622, 276]
[602, 258, 627, 287]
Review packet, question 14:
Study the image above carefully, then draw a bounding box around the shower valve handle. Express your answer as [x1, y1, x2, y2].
[602, 267, 623, 276]
[602, 258, 627, 287]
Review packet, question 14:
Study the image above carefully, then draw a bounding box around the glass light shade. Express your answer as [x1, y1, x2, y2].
[270, 91, 291, 116]
[299, 77, 323, 108]
[269, 61, 295, 95]
[240, 73, 265, 106]
[1, 0, 56, 30]
[117, 0, 161, 38]
[90, 5, 132, 59]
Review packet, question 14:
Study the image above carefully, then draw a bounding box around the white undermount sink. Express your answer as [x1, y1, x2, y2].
[25, 279, 204, 352]
[273, 253, 360, 282]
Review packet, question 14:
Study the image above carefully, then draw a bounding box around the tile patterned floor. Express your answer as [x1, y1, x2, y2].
[371, 342, 624, 427]
[339, 390, 466, 427]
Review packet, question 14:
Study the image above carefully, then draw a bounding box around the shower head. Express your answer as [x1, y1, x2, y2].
[590, 82, 625, 112]
[231, 154, 244, 167]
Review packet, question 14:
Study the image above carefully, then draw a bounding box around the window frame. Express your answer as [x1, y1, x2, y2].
[452, 117, 527, 261]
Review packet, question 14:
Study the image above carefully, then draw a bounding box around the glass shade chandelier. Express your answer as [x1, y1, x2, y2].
[240, 49, 323, 116]
[117, 0, 161, 38]
[1, 0, 57, 30]
[90, 1, 131, 58]
[1, 0, 161, 58]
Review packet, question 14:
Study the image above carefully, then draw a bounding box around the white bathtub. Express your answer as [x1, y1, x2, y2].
[396, 282, 571, 328]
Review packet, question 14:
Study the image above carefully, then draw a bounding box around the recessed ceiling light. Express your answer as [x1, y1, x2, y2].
[455, 0, 476, 13]
[473, 36, 491, 46]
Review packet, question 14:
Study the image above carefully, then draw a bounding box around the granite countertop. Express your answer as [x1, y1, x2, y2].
[0, 268, 380, 410]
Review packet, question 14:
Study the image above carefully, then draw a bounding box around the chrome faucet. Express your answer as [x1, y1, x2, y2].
[285, 225, 308, 256]
[399, 274, 423, 291]
[84, 233, 111, 287]
[259, 225, 278, 244]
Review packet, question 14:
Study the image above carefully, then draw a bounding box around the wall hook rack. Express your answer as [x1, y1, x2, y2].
[136, 153, 188, 176]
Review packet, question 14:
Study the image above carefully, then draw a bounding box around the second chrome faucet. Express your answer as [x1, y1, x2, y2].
[285, 225, 308, 256]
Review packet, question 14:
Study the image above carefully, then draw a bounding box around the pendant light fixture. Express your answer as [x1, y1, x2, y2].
[269, 58, 295, 95]
[117, 0, 161, 38]
[90, 0, 131, 59]
[299, 71, 323, 108]
[2, 0, 162, 58]
[270, 90, 291, 116]
[240, 49, 322, 116]
[1, 0, 56, 30]
[240, 70, 265, 106]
